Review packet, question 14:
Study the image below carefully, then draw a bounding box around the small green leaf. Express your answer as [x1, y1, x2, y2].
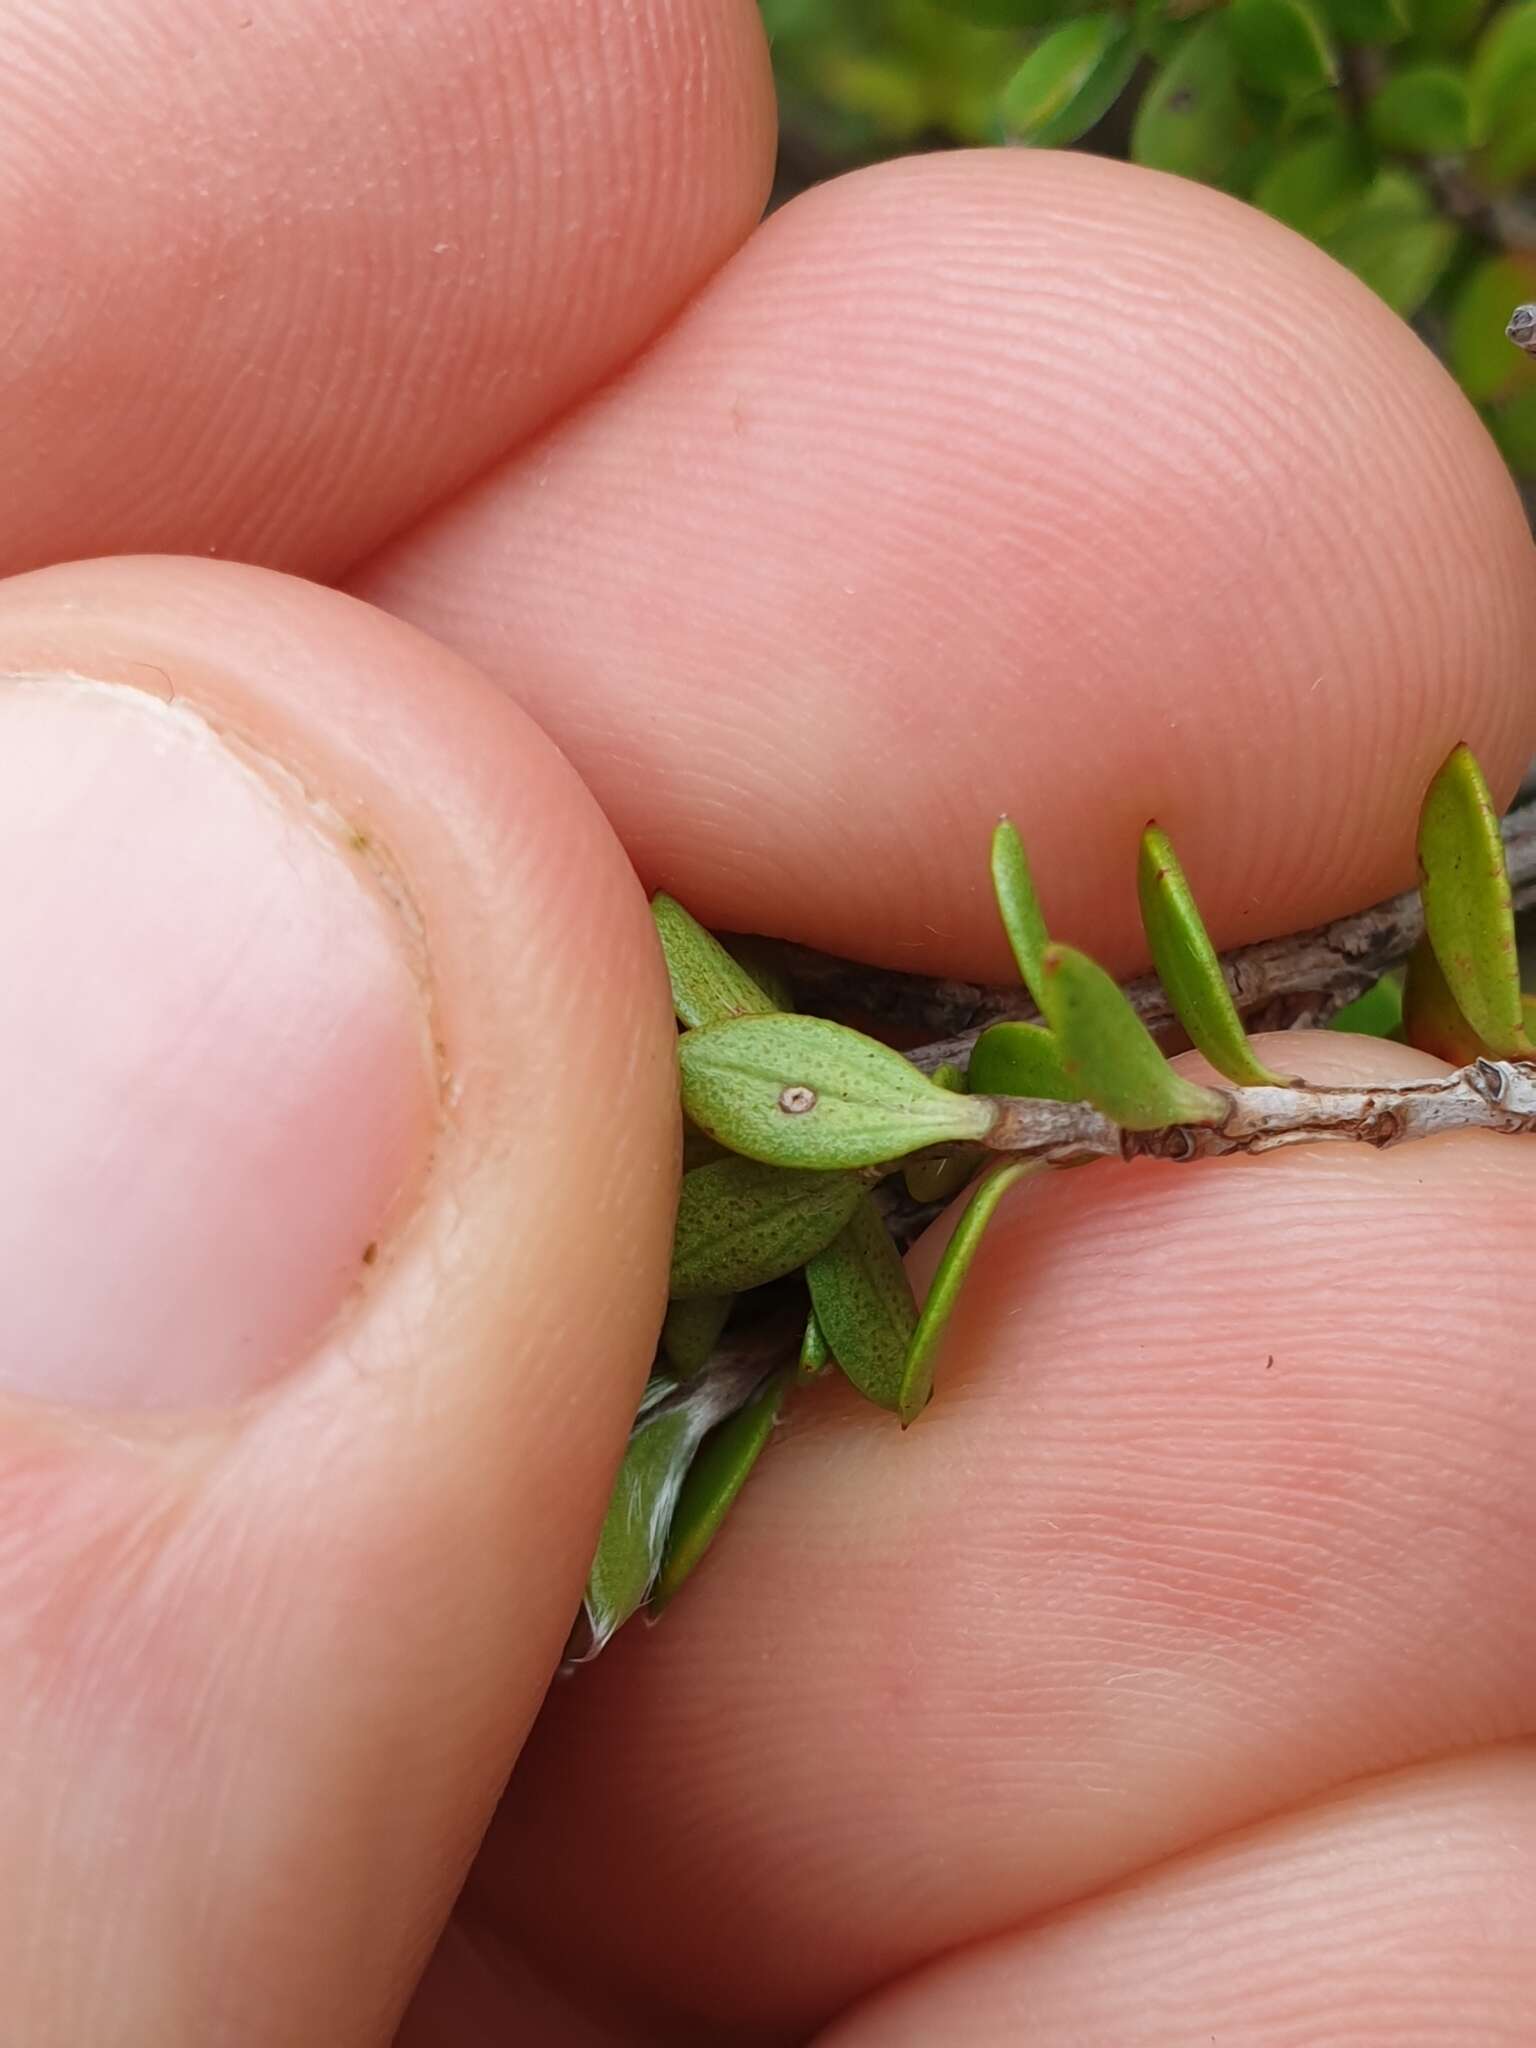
[1253, 129, 1378, 236]
[966, 1020, 1079, 1100]
[1417, 743, 1527, 1054]
[1352, 161, 1437, 212]
[669, 1155, 864, 1298]
[583, 1402, 710, 1653]
[990, 820, 1052, 1006]
[1327, 972, 1405, 1037]
[660, 1293, 733, 1379]
[1477, 46, 1536, 183]
[652, 894, 776, 1029]
[652, 1372, 791, 1611]
[1002, 15, 1139, 145]
[1470, 0, 1536, 162]
[1231, 0, 1338, 98]
[1137, 825, 1294, 1086]
[1487, 386, 1536, 477]
[898, 1161, 1042, 1426]
[1449, 255, 1536, 402]
[932, 1061, 968, 1093]
[1133, 17, 1259, 188]
[679, 1013, 997, 1171]
[1368, 61, 1477, 150]
[806, 1195, 919, 1413]
[1319, 0, 1410, 46]
[798, 1307, 833, 1382]
[1038, 944, 1230, 1130]
[1321, 190, 1458, 316]
[1481, 103, 1536, 186]
[1402, 933, 1490, 1060]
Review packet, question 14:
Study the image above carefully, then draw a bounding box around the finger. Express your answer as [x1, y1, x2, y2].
[357, 148, 1536, 981]
[471, 1034, 1536, 2041]
[820, 1746, 1536, 2046]
[1, 0, 773, 579]
[0, 557, 677, 2045]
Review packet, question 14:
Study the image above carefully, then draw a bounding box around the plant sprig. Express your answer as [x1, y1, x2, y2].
[572, 742, 1536, 1660]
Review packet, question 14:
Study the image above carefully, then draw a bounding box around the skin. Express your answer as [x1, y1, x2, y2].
[0, 3, 1533, 2044]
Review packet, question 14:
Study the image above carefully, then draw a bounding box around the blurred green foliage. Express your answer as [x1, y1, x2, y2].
[761, 0, 1536, 473]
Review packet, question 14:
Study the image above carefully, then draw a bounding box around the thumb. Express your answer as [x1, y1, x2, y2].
[0, 557, 677, 2045]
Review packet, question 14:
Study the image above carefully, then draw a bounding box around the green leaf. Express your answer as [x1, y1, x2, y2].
[1352, 161, 1438, 212]
[669, 1155, 864, 1298]
[990, 820, 1051, 1007]
[1319, 0, 1410, 46]
[1403, 0, 1486, 51]
[1482, 105, 1536, 186]
[806, 1195, 919, 1413]
[1231, 0, 1338, 98]
[1321, 192, 1458, 316]
[1476, 25, 1536, 182]
[1037, 944, 1230, 1130]
[1368, 61, 1477, 150]
[652, 894, 776, 1029]
[965, 1020, 1079, 1099]
[1470, 0, 1536, 143]
[932, 1061, 969, 1093]
[1253, 129, 1379, 235]
[678, 1013, 997, 1171]
[1402, 933, 1491, 1060]
[1001, 15, 1139, 145]
[798, 1307, 833, 1382]
[1416, 742, 1527, 1054]
[1487, 386, 1536, 476]
[898, 1161, 1042, 1426]
[1137, 825, 1294, 1086]
[660, 1293, 733, 1378]
[583, 1401, 710, 1653]
[1133, 18, 1259, 189]
[652, 1372, 791, 1611]
[1327, 972, 1405, 1037]
[1449, 254, 1536, 402]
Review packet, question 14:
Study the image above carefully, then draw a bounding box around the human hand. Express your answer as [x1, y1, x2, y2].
[2, 4, 1534, 2043]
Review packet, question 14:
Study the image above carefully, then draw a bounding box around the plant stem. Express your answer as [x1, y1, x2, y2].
[980, 1056, 1536, 1163]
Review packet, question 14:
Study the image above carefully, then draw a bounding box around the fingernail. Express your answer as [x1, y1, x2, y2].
[0, 676, 438, 1408]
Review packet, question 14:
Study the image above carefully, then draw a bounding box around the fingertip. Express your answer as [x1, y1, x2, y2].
[364, 147, 1536, 979]
[0, 554, 678, 2041]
